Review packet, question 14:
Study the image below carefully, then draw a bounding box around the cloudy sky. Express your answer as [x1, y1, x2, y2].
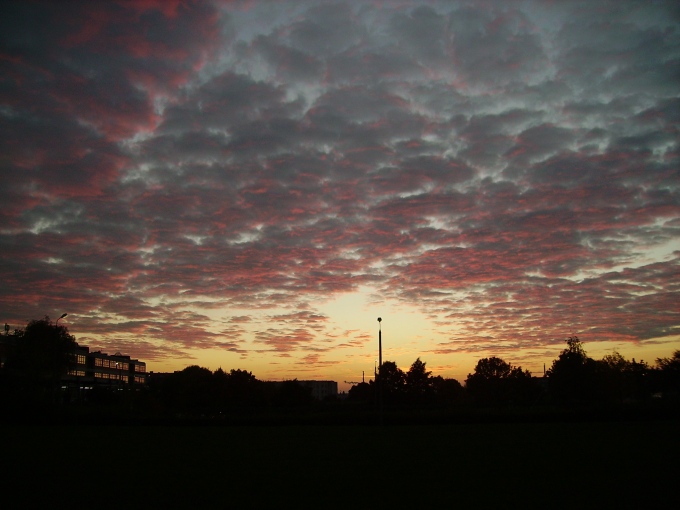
[2, 0, 679, 388]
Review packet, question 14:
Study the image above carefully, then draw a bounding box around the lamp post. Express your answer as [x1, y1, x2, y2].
[377, 317, 383, 423]
[55, 313, 69, 394]
[377, 317, 382, 371]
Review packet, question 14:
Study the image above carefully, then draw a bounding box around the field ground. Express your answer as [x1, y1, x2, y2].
[3, 420, 677, 508]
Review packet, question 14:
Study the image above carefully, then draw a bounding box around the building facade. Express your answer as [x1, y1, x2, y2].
[298, 380, 338, 400]
[64, 345, 147, 389]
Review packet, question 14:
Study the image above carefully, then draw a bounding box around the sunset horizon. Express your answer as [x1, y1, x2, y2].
[2, 0, 678, 393]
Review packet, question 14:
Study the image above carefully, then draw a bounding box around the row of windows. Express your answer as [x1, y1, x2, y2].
[94, 372, 129, 383]
[72, 372, 147, 384]
[135, 364, 146, 373]
[94, 358, 130, 370]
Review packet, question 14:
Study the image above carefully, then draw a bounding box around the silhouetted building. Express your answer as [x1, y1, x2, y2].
[61, 345, 147, 388]
[265, 380, 339, 400]
[298, 380, 338, 400]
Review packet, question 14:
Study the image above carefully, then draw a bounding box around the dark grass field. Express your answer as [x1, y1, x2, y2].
[3, 419, 677, 508]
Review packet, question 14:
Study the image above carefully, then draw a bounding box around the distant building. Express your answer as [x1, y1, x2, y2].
[298, 380, 338, 400]
[265, 379, 339, 400]
[61, 347, 147, 402]
[64, 346, 147, 387]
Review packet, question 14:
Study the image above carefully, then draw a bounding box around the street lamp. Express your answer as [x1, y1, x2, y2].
[377, 317, 382, 371]
[56, 313, 68, 325]
[377, 317, 383, 423]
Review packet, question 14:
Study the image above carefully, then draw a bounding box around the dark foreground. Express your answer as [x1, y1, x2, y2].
[4, 419, 677, 508]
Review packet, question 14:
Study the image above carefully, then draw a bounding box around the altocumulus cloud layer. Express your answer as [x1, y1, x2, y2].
[1, 0, 679, 374]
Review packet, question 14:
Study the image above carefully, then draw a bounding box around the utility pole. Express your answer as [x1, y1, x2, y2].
[378, 317, 382, 369]
[377, 317, 383, 424]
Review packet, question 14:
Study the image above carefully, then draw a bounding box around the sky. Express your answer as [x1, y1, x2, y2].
[1, 0, 679, 391]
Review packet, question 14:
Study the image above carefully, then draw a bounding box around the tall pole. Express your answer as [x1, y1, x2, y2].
[377, 317, 383, 424]
[56, 313, 67, 325]
[377, 317, 382, 370]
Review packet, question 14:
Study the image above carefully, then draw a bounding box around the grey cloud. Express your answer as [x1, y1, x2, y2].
[287, 2, 364, 57]
[312, 86, 409, 124]
[252, 35, 324, 82]
[326, 49, 425, 85]
[505, 123, 576, 166]
[447, 5, 549, 88]
[387, 5, 449, 63]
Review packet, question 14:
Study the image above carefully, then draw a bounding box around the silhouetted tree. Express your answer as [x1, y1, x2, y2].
[546, 336, 600, 404]
[406, 358, 432, 397]
[655, 350, 680, 398]
[271, 379, 314, 408]
[2, 316, 77, 404]
[347, 381, 373, 402]
[378, 361, 406, 402]
[171, 365, 215, 416]
[430, 376, 465, 406]
[656, 350, 680, 372]
[625, 358, 653, 402]
[212, 367, 229, 404]
[224, 368, 264, 409]
[465, 356, 533, 405]
[5, 316, 77, 378]
[597, 351, 651, 402]
[601, 351, 628, 371]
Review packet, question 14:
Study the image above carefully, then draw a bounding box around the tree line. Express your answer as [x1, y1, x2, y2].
[147, 366, 320, 418]
[122, 337, 680, 420]
[347, 336, 679, 408]
[1, 317, 679, 422]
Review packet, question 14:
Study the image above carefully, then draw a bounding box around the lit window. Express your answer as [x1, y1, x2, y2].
[76, 354, 86, 365]
[95, 358, 103, 367]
